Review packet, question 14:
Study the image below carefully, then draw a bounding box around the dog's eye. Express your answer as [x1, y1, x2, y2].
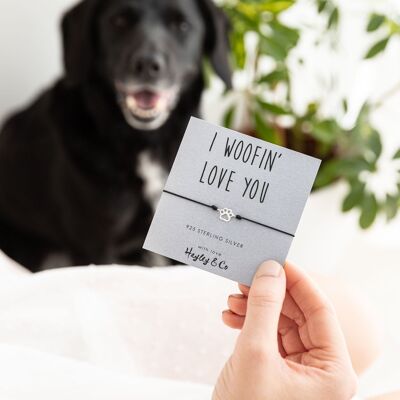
[110, 11, 133, 30]
[167, 11, 191, 34]
[177, 20, 190, 33]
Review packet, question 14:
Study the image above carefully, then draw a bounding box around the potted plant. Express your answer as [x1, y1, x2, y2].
[215, 0, 400, 229]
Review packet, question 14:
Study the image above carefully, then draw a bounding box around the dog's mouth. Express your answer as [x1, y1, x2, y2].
[126, 90, 167, 120]
[116, 85, 179, 130]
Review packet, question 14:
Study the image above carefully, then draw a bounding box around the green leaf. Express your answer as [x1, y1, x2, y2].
[365, 37, 390, 59]
[342, 181, 366, 212]
[314, 159, 344, 188]
[384, 194, 399, 221]
[393, 148, 400, 159]
[233, 8, 259, 29]
[359, 193, 378, 229]
[354, 103, 371, 126]
[367, 129, 383, 159]
[231, 30, 246, 69]
[223, 105, 236, 129]
[257, 99, 290, 115]
[327, 7, 339, 29]
[317, 0, 328, 13]
[348, 104, 383, 162]
[258, 1, 295, 13]
[202, 60, 213, 88]
[367, 14, 386, 32]
[254, 112, 280, 144]
[260, 36, 288, 61]
[305, 102, 319, 117]
[236, 1, 295, 15]
[342, 98, 348, 113]
[310, 119, 341, 144]
[260, 21, 300, 61]
[314, 158, 371, 189]
[269, 21, 300, 48]
[258, 68, 289, 86]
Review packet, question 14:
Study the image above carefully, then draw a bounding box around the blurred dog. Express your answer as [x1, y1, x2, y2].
[0, 0, 231, 271]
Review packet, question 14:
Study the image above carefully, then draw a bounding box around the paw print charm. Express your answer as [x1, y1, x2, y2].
[218, 208, 235, 222]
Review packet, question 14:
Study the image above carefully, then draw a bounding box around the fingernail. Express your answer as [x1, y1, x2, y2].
[230, 294, 244, 299]
[257, 260, 282, 278]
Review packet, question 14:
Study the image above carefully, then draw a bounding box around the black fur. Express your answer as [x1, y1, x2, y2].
[0, 0, 231, 272]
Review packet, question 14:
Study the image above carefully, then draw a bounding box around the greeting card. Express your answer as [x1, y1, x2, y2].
[144, 117, 321, 285]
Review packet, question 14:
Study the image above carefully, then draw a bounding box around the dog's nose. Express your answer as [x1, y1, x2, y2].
[132, 54, 166, 80]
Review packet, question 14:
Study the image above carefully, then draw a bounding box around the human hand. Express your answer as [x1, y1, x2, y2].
[213, 261, 357, 400]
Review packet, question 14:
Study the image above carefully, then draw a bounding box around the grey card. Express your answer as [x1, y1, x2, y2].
[143, 117, 321, 286]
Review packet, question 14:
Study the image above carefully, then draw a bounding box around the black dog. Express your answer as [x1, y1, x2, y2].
[0, 0, 231, 272]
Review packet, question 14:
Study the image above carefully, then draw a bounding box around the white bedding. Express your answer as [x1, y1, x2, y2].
[0, 250, 399, 399]
[0, 344, 213, 400]
[0, 254, 237, 399]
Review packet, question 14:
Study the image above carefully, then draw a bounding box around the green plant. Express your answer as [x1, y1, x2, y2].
[365, 13, 400, 59]
[217, 0, 400, 228]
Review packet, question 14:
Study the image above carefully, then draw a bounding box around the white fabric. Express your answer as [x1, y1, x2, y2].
[0, 251, 399, 399]
[0, 260, 237, 399]
[0, 344, 213, 400]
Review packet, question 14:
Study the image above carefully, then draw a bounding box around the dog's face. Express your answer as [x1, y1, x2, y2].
[62, 0, 232, 131]
[99, 0, 205, 130]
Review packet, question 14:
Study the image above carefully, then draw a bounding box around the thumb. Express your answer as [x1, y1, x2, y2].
[241, 260, 286, 351]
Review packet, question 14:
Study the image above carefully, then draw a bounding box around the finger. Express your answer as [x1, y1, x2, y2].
[228, 294, 248, 316]
[222, 310, 245, 330]
[284, 262, 347, 351]
[281, 291, 306, 326]
[285, 352, 303, 363]
[241, 260, 286, 352]
[278, 314, 306, 356]
[285, 262, 332, 317]
[277, 332, 287, 358]
[238, 284, 250, 297]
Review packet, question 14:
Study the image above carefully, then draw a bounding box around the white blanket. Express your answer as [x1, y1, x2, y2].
[0, 254, 238, 399]
[0, 344, 214, 400]
[0, 250, 399, 399]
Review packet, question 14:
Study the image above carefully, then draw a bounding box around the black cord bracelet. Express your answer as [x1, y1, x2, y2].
[163, 190, 295, 238]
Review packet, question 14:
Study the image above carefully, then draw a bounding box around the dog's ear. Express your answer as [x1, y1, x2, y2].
[198, 0, 232, 89]
[61, 0, 97, 85]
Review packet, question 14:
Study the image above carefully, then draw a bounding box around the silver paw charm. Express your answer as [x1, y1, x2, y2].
[217, 208, 235, 222]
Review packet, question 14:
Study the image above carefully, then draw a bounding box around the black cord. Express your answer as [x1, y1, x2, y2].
[163, 190, 214, 210]
[162, 190, 295, 238]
